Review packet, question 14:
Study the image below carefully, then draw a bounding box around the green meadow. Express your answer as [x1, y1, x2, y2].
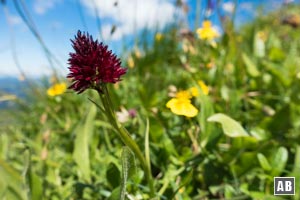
[1, 3, 300, 200]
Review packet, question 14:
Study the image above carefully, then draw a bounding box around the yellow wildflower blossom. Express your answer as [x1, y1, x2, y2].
[188, 81, 209, 97]
[257, 31, 267, 41]
[206, 61, 215, 69]
[198, 80, 209, 95]
[155, 33, 163, 41]
[134, 48, 142, 58]
[189, 87, 199, 97]
[196, 20, 219, 40]
[166, 98, 198, 118]
[176, 90, 192, 99]
[127, 56, 135, 68]
[47, 83, 66, 97]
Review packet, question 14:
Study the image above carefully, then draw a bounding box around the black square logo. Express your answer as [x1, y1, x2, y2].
[274, 177, 295, 195]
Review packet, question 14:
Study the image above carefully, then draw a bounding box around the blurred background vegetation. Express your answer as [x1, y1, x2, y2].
[1, 0, 300, 199]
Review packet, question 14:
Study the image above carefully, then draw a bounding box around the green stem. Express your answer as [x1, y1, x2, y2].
[98, 86, 155, 197]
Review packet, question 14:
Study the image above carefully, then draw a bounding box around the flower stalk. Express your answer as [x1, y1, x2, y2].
[99, 85, 155, 197]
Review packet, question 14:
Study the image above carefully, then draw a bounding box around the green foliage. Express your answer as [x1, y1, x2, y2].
[207, 113, 249, 137]
[1, 4, 300, 200]
[73, 104, 97, 182]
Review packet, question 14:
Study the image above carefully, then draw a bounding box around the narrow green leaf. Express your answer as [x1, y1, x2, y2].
[73, 104, 97, 182]
[197, 93, 217, 147]
[23, 149, 43, 200]
[250, 127, 270, 141]
[29, 173, 43, 200]
[242, 53, 260, 77]
[257, 153, 272, 171]
[108, 187, 121, 200]
[207, 113, 249, 137]
[94, 120, 114, 129]
[0, 159, 26, 200]
[0, 133, 9, 159]
[263, 61, 290, 86]
[120, 147, 136, 200]
[144, 118, 151, 175]
[268, 47, 285, 62]
[270, 147, 288, 176]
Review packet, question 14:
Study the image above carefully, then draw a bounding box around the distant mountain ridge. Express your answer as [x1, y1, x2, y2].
[0, 76, 28, 109]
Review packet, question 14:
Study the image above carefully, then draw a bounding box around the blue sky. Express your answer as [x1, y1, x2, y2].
[0, 0, 297, 77]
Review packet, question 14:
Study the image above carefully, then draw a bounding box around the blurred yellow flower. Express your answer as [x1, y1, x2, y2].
[134, 48, 142, 58]
[166, 98, 198, 117]
[188, 81, 209, 97]
[47, 83, 66, 97]
[189, 87, 199, 97]
[127, 56, 135, 68]
[196, 20, 219, 40]
[155, 33, 163, 41]
[206, 61, 215, 69]
[257, 31, 267, 41]
[198, 80, 209, 95]
[176, 90, 192, 99]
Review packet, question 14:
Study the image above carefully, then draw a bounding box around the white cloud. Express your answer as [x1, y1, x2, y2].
[284, 0, 294, 3]
[7, 15, 22, 26]
[239, 2, 253, 11]
[49, 21, 62, 30]
[222, 2, 235, 13]
[80, 0, 176, 41]
[33, 0, 62, 15]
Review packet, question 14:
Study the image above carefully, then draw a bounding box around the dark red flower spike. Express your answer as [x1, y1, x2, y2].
[67, 31, 127, 93]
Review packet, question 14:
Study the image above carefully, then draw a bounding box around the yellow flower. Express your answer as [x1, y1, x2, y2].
[189, 87, 199, 97]
[155, 33, 163, 41]
[175, 90, 192, 99]
[257, 31, 267, 41]
[47, 83, 66, 97]
[188, 81, 209, 97]
[127, 56, 135, 68]
[166, 98, 198, 117]
[196, 20, 219, 40]
[206, 61, 215, 69]
[198, 81, 209, 95]
[134, 48, 142, 58]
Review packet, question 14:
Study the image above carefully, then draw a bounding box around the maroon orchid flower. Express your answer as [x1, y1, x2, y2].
[67, 31, 127, 93]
